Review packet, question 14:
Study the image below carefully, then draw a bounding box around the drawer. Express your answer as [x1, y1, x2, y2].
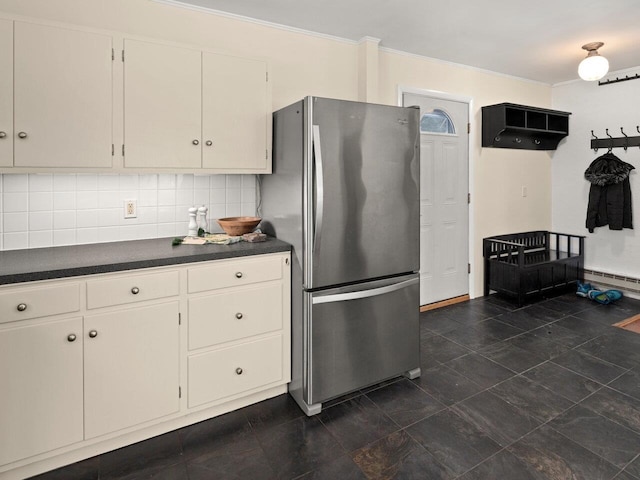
[86, 270, 179, 309]
[188, 335, 283, 408]
[188, 255, 283, 293]
[188, 283, 282, 350]
[0, 283, 80, 324]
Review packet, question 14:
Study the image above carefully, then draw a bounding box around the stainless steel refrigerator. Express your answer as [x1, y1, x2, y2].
[261, 97, 421, 415]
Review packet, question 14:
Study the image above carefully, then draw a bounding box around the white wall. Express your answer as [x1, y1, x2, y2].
[552, 71, 640, 279]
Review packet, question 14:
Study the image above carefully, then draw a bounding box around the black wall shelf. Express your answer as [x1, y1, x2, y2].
[482, 103, 571, 150]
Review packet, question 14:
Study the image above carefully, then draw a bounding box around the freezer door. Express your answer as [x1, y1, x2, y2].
[306, 274, 420, 405]
[308, 98, 420, 289]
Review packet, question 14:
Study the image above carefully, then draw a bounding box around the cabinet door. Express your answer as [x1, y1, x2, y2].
[13, 22, 113, 168]
[124, 39, 202, 168]
[0, 19, 12, 167]
[0, 317, 83, 465]
[84, 301, 180, 439]
[202, 52, 270, 172]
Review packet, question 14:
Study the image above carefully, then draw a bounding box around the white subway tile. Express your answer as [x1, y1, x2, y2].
[4, 192, 28, 213]
[98, 226, 119, 243]
[53, 191, 76, 211]
[176, 174, 194, 190]
[98, 208, 119, 227]
[194, 175, 210, 189]
[242, 175, 256, 189]
[176, 189, 194, 206]
[242, 187, 256, 203]
[53, 229, 76, 246]
[98, 191, 120, 209]
[3, 174, 29, 192]
[29, 192, 53, 212]
[226, 175, 242, 189]
[76, 174, 98, 191]
[76, 191, 99, 209]
[137, 206, 158, 224]
[139, 174, 158, 190]
[29, 230, 52, 248]
[241, 203, 257, 217]
[175, 221, 189, 236]
[158, 189, 176, 206]
[209, 204, 226, 220]
[76, 228, 98, 244]
[98, 174, 119, 191]
[53, 174, 77, 192]
[210, 188, 226, 205]
[119, 174, 139, 191]
[4, 213, 28, 233]
[210, 174, 226, 189]
[29, 211, 53, 231]
[194, 189, 209, 206]
[157, 223, 176, 238]
[158, 174, 176, 189]
[29, 174, 53, 192]
[137, 223, 158, 239]
[119, 224, 140, 241]
[54, 210, 76, 230]
[158, 206, 175, 223]
[226, 188, 241, 204]
[138, 189, 157, 207]
[3, 232, 28, 250]
[77, 210, 99, 228]
[225, 204, 242, 217]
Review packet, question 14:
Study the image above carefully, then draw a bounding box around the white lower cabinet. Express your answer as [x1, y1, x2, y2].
[0, 251, 290, 479]
[0, 317, 84, 466]
[84, 301, 180, 439]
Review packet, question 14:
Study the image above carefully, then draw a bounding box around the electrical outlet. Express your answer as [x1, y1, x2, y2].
[124, 199, 137, 218]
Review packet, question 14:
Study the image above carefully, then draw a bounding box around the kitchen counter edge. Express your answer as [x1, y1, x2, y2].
[0, 237, 292, 285]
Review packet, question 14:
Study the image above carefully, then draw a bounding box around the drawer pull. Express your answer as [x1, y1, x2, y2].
[67, 334, 77, 342]
[235, 272, 243, 278]
[88, 330, 98, 338]
[0, 131, 6, 138]
[235, 312, 243, 319]
[131, 286, 140, 295]
[17, 303, 27, 312]
[18, 131, 27, 139]
[235, 367, 243, 375]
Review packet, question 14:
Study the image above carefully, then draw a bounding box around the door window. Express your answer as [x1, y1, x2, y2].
[420, 109, 456, 135]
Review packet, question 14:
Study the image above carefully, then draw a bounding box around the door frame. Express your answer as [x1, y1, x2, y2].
[397, 85, 475, 299]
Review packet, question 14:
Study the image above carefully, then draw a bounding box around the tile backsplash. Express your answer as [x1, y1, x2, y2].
[0, 173, 258, 251]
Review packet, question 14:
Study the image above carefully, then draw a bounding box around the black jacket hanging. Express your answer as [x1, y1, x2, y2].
[585, 152, 634, 233]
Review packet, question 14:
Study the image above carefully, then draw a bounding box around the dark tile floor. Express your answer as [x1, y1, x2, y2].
[32, 292, 640, 479]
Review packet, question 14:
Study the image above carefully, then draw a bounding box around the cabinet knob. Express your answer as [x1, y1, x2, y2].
[18, 131, 27, 139]
[235, 367, 243, 375]
[0, 131, 6, 139]
[67, 334, 77, 342]
[192, 139, 200, 145]
[17, 303, 27, 312]
[88, 330, 98, 338]
[235, 272, 243, 278]
[131, 286, 140, 295]
[205, 140, 212, 146]
[235, 312, 243, 319]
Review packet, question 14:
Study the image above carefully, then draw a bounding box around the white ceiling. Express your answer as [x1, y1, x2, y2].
[162, 0, 640, 85]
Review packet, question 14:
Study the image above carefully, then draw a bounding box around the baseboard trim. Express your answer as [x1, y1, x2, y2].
[420, 294, 470, 312]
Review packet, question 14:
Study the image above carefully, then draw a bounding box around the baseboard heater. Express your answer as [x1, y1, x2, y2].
[583, 269, 640, 298]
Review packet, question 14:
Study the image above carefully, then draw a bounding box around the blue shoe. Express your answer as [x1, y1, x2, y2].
[587, 289, 610, 304]
[576, 282, 593, 297]
[604, 289, 623, 302]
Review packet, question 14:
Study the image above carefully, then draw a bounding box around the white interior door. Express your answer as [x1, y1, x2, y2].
[403, 93, 469, 306]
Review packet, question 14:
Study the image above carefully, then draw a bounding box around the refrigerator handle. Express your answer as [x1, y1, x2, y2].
[312, 125, 324, 252]
[312, 277, 419, 305]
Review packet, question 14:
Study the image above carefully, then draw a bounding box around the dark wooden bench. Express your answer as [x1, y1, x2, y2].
[483, 231, 585, 307]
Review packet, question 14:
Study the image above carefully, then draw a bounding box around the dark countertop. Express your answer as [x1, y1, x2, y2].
[0, 237, 291, 285]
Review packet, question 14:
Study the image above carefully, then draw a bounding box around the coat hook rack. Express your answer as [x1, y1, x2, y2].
[590, 126, 640, 151]
[598, 73, 640, 86]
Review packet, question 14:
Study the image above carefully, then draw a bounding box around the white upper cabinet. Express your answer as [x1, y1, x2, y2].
[123, 39, 202, 169]
[0, 19, 13, 167]
[13, 21, 113, 168]
[202, 52, 270, 172]
[124, 38, 271, 173]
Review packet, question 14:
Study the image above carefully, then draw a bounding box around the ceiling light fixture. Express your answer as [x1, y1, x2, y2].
[578, 42, 609, 81]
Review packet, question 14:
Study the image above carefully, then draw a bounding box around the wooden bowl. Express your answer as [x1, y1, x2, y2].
[216, 216, 262, 236]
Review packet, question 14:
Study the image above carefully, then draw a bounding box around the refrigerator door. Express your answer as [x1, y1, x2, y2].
[303, 273, 420, 407]
[307, 97, 420, 290]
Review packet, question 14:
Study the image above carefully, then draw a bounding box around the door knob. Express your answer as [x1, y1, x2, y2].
[235, 272, 243, 278]
[131, 286, 140, 295]
[235, 312, 243, 319]
[205, 140, 212, 146]
[0, 131, 6, 138]
[235, 367, 243, 375]
[18, 132, 27, 139]
[17, 303, 27, 312]
[88, 330, 98, 338]
[192, 139, 199, 145]
[67, 334, 77, 342]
